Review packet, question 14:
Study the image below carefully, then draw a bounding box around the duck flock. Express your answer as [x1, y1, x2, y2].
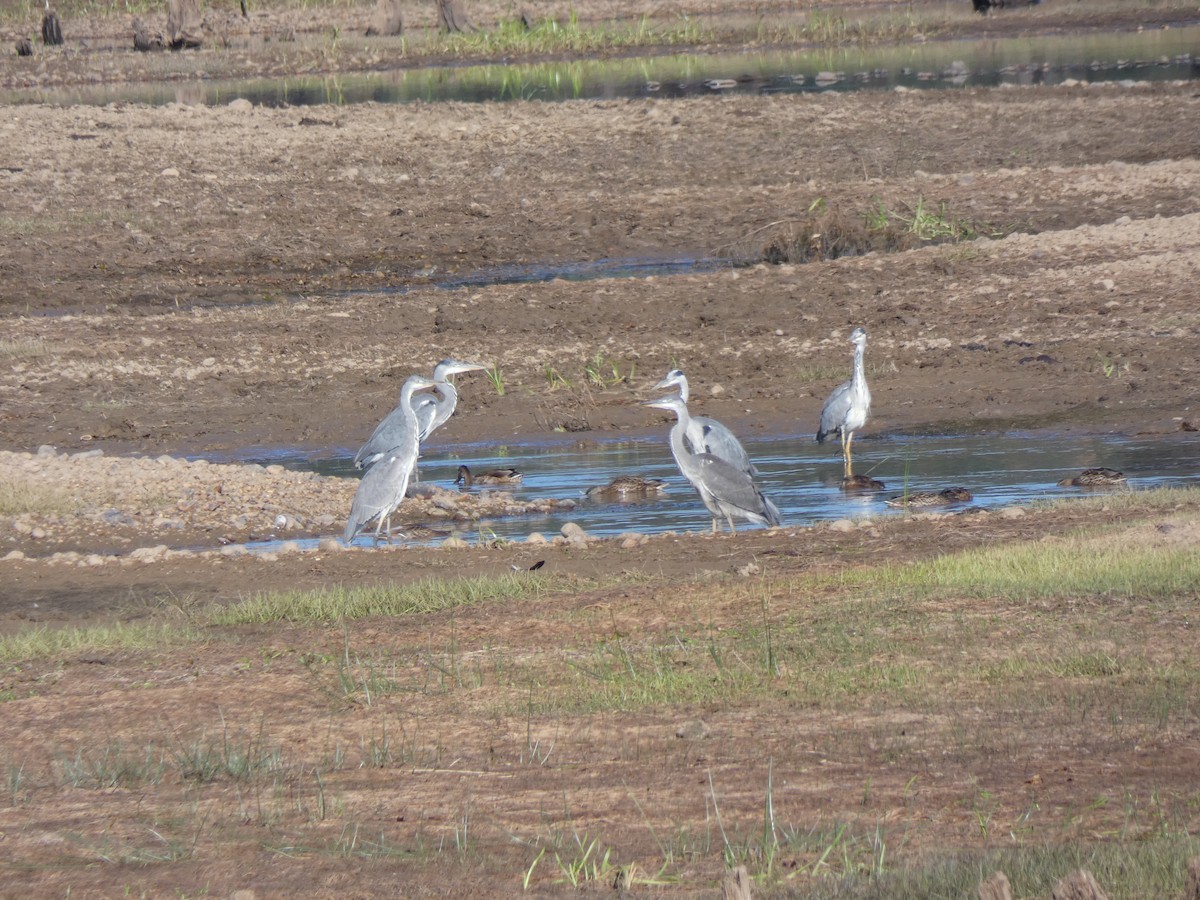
[343, 328, 1125, 544]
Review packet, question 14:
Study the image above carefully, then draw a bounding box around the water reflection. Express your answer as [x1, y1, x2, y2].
[4, 27, 1197, 108]
[229, 430, 1200, 548]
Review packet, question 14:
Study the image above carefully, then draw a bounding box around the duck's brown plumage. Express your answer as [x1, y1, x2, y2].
[1057, 467, 1125, 488]
[586, 475, 668, 499]
[455, 465, 522, 486]
[885, 487, 973, 508]
[841, 474, 885, 492]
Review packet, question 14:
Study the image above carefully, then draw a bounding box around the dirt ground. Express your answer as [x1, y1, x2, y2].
[0, 0, 1199, 895]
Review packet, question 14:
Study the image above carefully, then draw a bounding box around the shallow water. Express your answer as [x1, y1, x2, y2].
[4, 25, 1197, 108]
[230, 429, 1200, 550]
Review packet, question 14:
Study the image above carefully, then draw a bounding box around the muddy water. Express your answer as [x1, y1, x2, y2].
[5, 26, 1198, 108]
[235, 430, 1200, 549]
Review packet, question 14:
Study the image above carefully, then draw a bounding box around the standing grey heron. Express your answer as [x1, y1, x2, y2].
[816, 327, 871, 478]
[646, 393, 781, 533]
[354, 358, 486, 470]
[344, 375, 438, 543]
[654, 369, 759, 476]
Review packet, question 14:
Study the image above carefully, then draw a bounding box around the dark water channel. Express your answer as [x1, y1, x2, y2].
[5, 26, 1198, 108]
[226, 429, 1200, 550]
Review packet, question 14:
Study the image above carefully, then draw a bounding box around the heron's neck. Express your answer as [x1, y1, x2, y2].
[397, 387, 421, 433]
[667, 417, 691, 465]
[851, 344, 866, 388]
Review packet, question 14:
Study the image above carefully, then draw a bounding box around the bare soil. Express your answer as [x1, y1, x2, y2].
[0, 0, 1198, 895]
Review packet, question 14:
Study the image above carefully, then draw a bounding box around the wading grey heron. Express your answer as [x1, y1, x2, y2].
[654, 369, 759, 476]
[1057, 467, 1126, 488]
[585, 475, 668, 500]
[455, 465, 522, 486]
[354, 358, 487, 470]
[646, 393, 781, 533]
[816, 327, 871, 478]
[884, 487, 972, 508]
[343, 375, 438, 543]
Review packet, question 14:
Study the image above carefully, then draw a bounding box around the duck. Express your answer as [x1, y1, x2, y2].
[1057, 467, 1126, 488]
[841, 474, 885, 492]
[885, 487, 973, 508]
[585, 475, 669, 500]
[455, 464, 523, 486]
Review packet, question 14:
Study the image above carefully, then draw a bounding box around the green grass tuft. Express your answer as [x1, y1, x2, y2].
[0, 621, 197, 663]
[212, 572, 555, 625]
[844, 536, 1200, 601]
[0, 480, 76, 516]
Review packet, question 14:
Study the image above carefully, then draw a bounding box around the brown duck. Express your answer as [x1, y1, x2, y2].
[455, 464, 523, 486]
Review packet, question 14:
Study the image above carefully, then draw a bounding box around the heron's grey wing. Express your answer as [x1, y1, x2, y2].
[692, 453, 774, 524]
[344, 452, 412, 541]
[696, 416, 759, 477]
[354, 404, 410, 469]
[817, 378, 852, 442]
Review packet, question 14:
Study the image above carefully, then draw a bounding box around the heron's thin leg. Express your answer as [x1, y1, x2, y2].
[844, 430, 855, 478]
[711, 517, 720, 534]
[726, 515, 737, 533]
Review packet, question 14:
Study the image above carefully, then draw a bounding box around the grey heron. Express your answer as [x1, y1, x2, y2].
[354, 358, 486, 470]
[1057, 467, 1125, 488]
[585, 475, 668, 500]
[343, 375, 437, 543]
[816, 327, 871, 478]
[884, 487, 972, 508]
[646, 393, 781, 533]
[654, 369, 759, 476]
[455, 465, 522, 486]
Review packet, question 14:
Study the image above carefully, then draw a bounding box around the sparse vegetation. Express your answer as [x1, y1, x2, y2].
[1, 487, 1198, 893]
[0, 479, 75, 517]
[483, 365, 506, 396]
[754, 195, 1001, 264]
[212, 572, 556, 625]
[583, 348, 635, 389]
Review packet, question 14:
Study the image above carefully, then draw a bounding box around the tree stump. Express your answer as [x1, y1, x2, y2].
[978, 870, 1012, 900]
[436, 0, 473, 33]
[167, 0, 203, 49]
[1052, 869, 1109, 900]
[365, 0, 403, 37]
[41, 10, 63, 45]
[721, 865, 752, 900]
[15, 37, 34, 56]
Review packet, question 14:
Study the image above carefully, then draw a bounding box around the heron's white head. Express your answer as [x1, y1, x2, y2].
[849, 327, 867, 346]
[403, 375, 440, 395]
[433, 359, 488, 380]
[645, 393, 686, 419]
[654, 369, 688, 400]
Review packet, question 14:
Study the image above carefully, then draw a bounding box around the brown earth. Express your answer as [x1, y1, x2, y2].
[0, 0, 1199, 895]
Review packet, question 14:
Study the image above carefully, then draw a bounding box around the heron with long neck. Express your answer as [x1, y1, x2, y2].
[354, 358, 486, 471]
[816, 327, 871, 478]
[654, 368, 759, 477]
[344, 375, 437, 543]
[646, 393, 780, 534]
